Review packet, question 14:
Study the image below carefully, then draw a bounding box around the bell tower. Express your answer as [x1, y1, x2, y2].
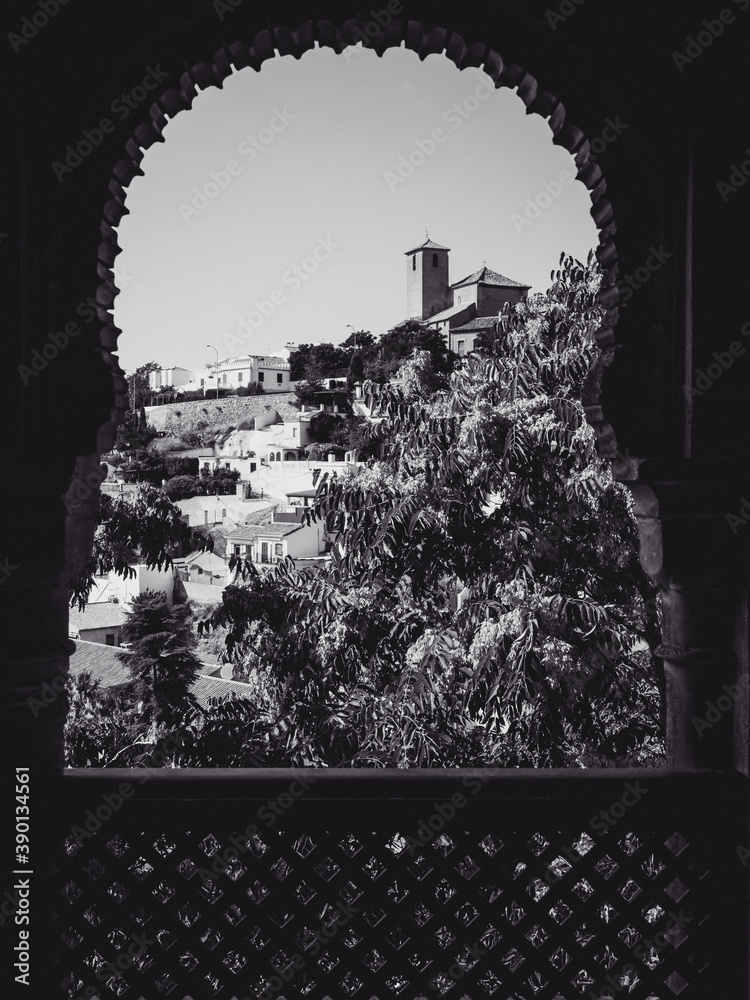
[405, 237, 451, 320]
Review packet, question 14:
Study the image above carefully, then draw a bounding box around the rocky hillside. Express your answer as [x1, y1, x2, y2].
[144, 392, 298, 436]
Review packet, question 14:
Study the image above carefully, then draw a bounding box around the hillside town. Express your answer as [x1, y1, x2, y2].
[68, 237, 533, 697]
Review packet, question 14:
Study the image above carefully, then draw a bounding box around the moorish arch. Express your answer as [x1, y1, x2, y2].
[2, 2, 745, 779]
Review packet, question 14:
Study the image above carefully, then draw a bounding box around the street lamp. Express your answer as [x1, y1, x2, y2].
[207, 345, 219, 400]
[346, 324, 357, 351]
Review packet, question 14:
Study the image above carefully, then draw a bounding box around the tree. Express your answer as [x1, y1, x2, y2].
[369, 318, 455, 381]
[163, 475, 201, 501]
[308, 411, 346, 444]
[69, 483, 212, 610]
[294, 377, 324, 408]
[289, 343, 348, 381]
[118, 591, 201, 727]
[126, 361, 161, 410]
[207, 253, 662, 768]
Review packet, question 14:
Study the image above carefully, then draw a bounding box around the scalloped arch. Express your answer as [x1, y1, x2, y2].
[98, 18, 620, 452]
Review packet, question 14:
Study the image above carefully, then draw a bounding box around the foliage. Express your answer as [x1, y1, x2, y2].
[163, 467, 240, 500]
[118, 591, 201, 726]
[289, 342, 349, 381]
[68, 483, 212, 610]
[69, 254, 664, 769]
[126, 361, 161, 410]
[197, 253, 663, 767]
[294, 377, 325, 408]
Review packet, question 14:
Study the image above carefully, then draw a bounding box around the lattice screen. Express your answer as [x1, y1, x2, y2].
[52, 804, 726, 1000]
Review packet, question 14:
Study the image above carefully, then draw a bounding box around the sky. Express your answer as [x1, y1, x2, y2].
[113, 43, 598, 375]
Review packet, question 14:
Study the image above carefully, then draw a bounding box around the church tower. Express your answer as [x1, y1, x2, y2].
[405, 238, 451, 320]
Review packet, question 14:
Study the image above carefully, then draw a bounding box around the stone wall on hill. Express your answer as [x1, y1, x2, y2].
[145, 393, 298, 434]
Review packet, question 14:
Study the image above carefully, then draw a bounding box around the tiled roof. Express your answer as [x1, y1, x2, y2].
[70, 640, 255, 707]
[192, 674, 257, 707]
[227, 522, 303, 540]
[69, 640, 132, 686]
[451, 266, 531, 289]
[69, 603, 131, 633]
[404, 238, 451, 254]
[452, 316, 499, 332]
[424, 303, 475, 324]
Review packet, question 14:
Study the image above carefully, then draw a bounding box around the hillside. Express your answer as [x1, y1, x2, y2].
[144, 392, 299, 438]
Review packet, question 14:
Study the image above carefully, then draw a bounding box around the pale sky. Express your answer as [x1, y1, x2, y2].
[113, 43, 598, 375]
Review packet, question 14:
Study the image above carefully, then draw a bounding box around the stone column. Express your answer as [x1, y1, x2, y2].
[635, 460, 750, 771]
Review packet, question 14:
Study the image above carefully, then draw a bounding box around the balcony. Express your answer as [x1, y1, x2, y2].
[42, 768, 747, 998]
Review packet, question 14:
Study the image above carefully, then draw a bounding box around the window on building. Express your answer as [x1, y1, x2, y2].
[457, 340, 466, 356]
[105, 634, 115, 646]
[274, 543, 283, 559]
[433, 253, 438, 267]
[412, 256, 416, 271]
[225, 463, 230, 469]
[222, 373, 227, 384]
[234, 545, 240, 555]
[258, 372, 265, 383]
[200, 379, 204, 387]
[269, 453, 275, 462]
[456, 295, 462, 304]
[204, 511, 209, 524]
[238, 372, 243, 382]
[261, 542, 269, 564]
[277, 372, 283, 384]
[292, 427, 297, 437]
[222, 509, 227, 518]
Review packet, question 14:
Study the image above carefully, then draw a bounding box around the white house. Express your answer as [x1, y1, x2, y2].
[175, 492, 271, 528]
[149, 367, 193, 391]
[226, 508, 324, 566]
[190, 354, 293, 393]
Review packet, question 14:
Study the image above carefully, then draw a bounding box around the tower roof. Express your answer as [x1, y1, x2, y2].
[405, 238, 451, 255]
[451, 266, 531, 289]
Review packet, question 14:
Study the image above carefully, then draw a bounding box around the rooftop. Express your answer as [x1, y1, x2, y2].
[404, 238, 451, 255]
[69, 639, 131, 686]
[69, 640, 255, 707]
[452, 316, 499, 332]
[69, 602, 131, 633]
[226, 522, 303, 540]
[422, 302, 475, 325]
[451, 266, 531, 289]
